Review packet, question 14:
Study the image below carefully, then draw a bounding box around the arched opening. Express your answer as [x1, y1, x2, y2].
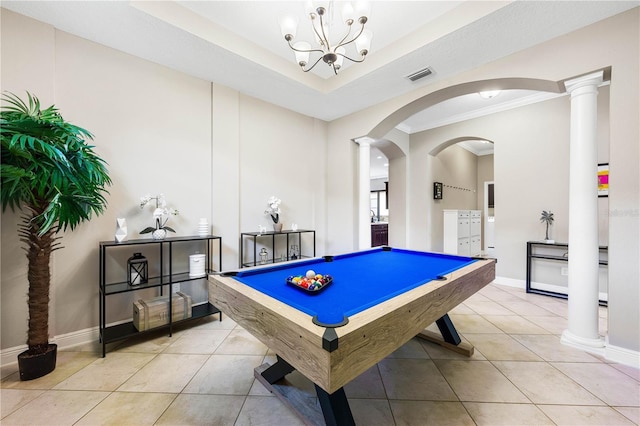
[356, 77, 564, 252]
[355, 135, 409, 249]
[430, 137, 495, 256]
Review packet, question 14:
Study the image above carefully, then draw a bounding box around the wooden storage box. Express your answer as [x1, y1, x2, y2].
[133, 292, 192, 331]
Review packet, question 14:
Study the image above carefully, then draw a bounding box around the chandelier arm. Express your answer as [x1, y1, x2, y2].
[335, 52, 366, 64]
[287, 38, 325, 56]
[334, 24, 355, 50]
[335, 23, 366, 51]
[310, 25, 327, 50]
[301, 56, 325, 72]
[316, 12, 331, 50]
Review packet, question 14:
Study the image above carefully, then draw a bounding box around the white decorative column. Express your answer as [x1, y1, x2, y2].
[561, 71, 604, 351]
[355, 137, 372, 249]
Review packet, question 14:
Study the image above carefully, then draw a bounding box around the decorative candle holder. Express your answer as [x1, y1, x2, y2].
[127, 253, 148, 285]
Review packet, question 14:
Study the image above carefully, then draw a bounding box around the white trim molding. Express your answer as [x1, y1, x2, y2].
[493, 276, 525, 289]
[1, 327, 100, 367]
[605, 341, 640, 368]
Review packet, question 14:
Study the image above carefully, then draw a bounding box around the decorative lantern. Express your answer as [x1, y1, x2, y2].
[128, 252, 148, 285]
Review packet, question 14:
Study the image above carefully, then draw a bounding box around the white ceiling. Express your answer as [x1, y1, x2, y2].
[3, 0, 637, 174]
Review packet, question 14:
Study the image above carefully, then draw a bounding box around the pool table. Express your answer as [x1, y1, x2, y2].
[209, 247, 495, 425]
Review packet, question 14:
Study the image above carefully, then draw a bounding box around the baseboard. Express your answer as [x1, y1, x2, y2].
[605, 342, 640, 368]
[493, 278, 608, 302]
[1, 326, 99, 367]
[493, 276, 525, 289]
[528, 281, 608, 302]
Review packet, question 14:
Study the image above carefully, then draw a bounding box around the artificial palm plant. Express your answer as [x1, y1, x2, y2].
[1, 92, 111, 379]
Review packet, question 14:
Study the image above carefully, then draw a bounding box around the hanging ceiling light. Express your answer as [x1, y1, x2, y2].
[279, 1, 372, 75]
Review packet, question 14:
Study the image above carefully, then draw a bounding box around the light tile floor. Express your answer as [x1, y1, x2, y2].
[1, 283, 639, 425]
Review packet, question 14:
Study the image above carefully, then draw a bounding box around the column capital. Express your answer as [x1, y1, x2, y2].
[564, 71, 604, 94]
[354, 136, 374, 146]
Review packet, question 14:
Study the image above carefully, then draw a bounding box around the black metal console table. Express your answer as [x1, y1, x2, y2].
[99, 235, 222, 356]
[239, 229, 316, 268]
[526, 241, 608, 305]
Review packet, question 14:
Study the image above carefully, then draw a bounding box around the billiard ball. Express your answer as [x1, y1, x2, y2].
[306, 270, 316, 279]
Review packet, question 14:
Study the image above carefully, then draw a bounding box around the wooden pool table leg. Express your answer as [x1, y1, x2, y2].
[416, 313, 475, 356]
[255, 355, 355, 426]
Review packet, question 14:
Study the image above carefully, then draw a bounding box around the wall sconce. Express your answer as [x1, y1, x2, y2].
[128, 252, 148, 286]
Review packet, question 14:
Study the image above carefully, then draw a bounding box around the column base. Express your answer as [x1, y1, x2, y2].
[561, 329, 605, 355]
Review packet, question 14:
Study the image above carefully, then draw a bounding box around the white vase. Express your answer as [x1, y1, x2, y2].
[115, 218, 127, 242]
[198, 218, 209, 237]
[152, 229, 167, 240]
[273, 223, 283, 232]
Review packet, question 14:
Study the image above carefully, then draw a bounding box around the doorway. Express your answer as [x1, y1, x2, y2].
[484, 181, 495, 256]
[370, 148, 389, 247]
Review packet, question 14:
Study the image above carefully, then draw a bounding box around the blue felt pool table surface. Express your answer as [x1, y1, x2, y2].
[233, 247, 477, 326]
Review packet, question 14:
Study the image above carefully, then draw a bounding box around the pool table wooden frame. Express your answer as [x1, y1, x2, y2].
[209, 252, 495, 423]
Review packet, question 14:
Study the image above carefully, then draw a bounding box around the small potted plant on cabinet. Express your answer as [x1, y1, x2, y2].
[0, 92, 111, 380]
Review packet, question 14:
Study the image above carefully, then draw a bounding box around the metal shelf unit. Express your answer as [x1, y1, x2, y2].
[99, 235, 222, 356]
[239, 229, 316, 268]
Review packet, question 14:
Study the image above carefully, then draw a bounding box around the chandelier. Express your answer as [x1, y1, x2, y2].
[279, 2, 372, 75]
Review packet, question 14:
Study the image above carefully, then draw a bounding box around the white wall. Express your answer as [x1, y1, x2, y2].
[606, 9, 640, 354]
[0, 9, 328, 350]
[0, 7, 56, 356]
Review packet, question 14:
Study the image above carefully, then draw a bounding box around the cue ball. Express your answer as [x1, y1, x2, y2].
[306, 270, 316, 279]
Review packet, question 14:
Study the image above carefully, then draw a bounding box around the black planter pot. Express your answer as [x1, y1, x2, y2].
[18, 344, 57, 381]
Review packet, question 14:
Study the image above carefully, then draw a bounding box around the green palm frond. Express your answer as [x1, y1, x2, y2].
[1, 91, 112, 235]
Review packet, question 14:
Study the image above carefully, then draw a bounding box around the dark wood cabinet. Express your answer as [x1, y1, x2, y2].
[371, 223, 388, 247]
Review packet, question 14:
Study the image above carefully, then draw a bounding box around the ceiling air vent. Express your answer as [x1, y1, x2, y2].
[406, 67, 434, 82]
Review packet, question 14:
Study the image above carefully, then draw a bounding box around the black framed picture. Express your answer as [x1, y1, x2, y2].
[434, 182, 443, 200]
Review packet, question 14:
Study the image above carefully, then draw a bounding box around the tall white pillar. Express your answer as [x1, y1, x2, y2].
[561, 71, 604, 351]
[355, 138, 372, 249]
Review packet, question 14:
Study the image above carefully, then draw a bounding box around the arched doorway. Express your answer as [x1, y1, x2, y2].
[356, 77, 564, 250]
[355, 135, 409, 249]
[429, 137, 495, 255]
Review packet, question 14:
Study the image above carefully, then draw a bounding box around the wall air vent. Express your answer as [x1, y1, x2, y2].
[406, 66, 434, 82]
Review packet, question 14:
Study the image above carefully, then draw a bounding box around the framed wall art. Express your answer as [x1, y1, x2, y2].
[598, 163, 609, 197]
[434, 182, 443, 200]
